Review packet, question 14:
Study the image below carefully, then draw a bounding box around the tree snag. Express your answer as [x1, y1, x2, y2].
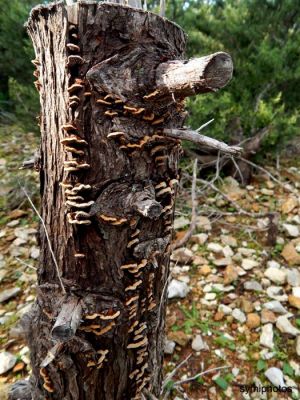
[12, 2, 232, 399]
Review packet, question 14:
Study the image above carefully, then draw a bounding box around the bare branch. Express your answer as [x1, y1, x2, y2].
[163, 128, 242, 155]
[174, 365, 229, 386]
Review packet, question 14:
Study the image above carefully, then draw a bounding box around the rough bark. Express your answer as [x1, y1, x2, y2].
[14, 2, 232, 400]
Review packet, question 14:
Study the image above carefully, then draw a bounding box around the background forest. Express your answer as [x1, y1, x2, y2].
[0, 1, 300, 399]
[1, 0, 299, 154]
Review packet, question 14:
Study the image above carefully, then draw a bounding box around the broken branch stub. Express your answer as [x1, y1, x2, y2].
[155, 52, 233, 99]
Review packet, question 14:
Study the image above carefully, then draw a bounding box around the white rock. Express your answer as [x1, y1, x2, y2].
[283, 224, 300, 238]
[287, 270, 300, 287]
[0, 287, 21, 303]
[265, 367, 285, 387]
[293, 287, 300, 297]
[264, 267, 286, 284]
[0, 351, 17, 374]
[204, 293, 216, 301]
[260, 349, 275, 360]
[192, 233, 208, 245]
[167, 279, 190, 299]
[171, 248, 194, 264]
[276, 316, 300, 336]
[296, 336, 300, 357]
[30, 246, 40, 259]
[232, 367, 239, 377]
[191, 334, 208, 351]
[263, 300, 288, 314]
[213, 258, 232, 267]
[203, 284, 212, 293]
[174, 216, 190, 230]
[241, 259, 259, 270]
[164, 339, 176, 355]
[218, 304, 232, 315]
[196, 216, 212, 231]
[266, 286, 288, 301]
[221, 235, 237, 247]
[223, 245, 234, 258]
[267, 260, 281, 269]
[244, 280, 262, 291]
[232, 308, 246, 323]
[207, 243, 223, 253]
[260, 323, 274, 349]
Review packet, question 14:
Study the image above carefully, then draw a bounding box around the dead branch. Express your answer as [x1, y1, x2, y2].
[164, 128, 242, 155]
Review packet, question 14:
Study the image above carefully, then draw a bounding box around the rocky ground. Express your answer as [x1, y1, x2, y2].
[0, 124, 299, 399]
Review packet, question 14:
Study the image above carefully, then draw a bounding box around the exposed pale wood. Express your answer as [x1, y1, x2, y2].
[163, 128, 242, 155]
[51, 297, 82, 341]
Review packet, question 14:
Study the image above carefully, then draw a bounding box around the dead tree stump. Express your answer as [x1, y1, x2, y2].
[12, 2, 232, 399]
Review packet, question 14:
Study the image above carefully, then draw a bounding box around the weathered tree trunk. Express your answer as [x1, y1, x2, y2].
[11, 2, 232, 400]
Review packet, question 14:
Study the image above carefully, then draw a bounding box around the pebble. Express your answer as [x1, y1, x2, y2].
[223, 265, 238, 284]
[266, 286, 288, 301]
[204, 293, 216, 301]
[171, 248, 194, 264]
[241, 259, 259, 270]
[164, 339, 176, 355]
[199, 265, 211, 276]
[244, 280, 262, 291]
[287, 269, 300, 286]
[191, 233, 208, 245]
[218, 304, 232, 315]
[282, 223, 300, 238]
[288, 295, 300, 309]
[282, 243, 300, 266]
[196, 216, 212, 231]
[261, 309, 277, 324]
[0, 351, 17, 375]
[213, 258, 232, 267]
[276, 315, 300, 336]
[246, 313, 260, 329]
[265, 367, 285, 387]
[207, 242, 224, 253]
[296, 336, 300, 357]
[0, 287, 21, 303]
[266, 260, 281, 269]
[221, 235, 237, 247]
[263, 300, 288, 314]
[264, 267, 286, 284]
[168, 279, 190, 299]
[191, 334, 208, 351]
[241, 299, 254, 313]
[260, 323, 274, 349]
[232, 308, 246, 323]
[168, 331, 190, 347]
[293, 287, 300, 297]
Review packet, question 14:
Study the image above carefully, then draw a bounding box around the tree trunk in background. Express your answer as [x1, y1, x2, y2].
[10, 2, 232, 400]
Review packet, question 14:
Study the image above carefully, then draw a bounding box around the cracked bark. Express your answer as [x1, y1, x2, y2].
[10, 2, 232, 400]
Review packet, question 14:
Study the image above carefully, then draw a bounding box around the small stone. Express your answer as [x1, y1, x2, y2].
[0, 351, 17, 374]
[266, 286, 287, 302]
[241, 299, 254, 313]
[261, 309, 277, 324]
[218, 304, 232, 315]
[241, 259, 259, 270]
[266, 260, 281, 269]
[287, 268, 300, 285]
[174, 216, 190, 230]
[214, 312, 224, 321]
[213, 258, 232, 267]
[223, 265, 238, 285]
[30, 246, 40, 259]
[191, 334, 208, 351]
[191, 233, 208, 245]
[8, 209, 27, 219]
[276, 316, 300, 336]
[283, 224, 300, 238]
[296, 336, 300, 357]
[260, 324, 274, 349]
[261, 188, 274, 195]
[282, 197, 298, 214]
[232, 308, 246, 323]
[244, 280, 262, 291]
[171, 248, 194, 264]
[293, 287, 300, 297]
[246, 313, 260, 329]
[221, 235, 237, 247]
[164, 339, 176, 355]
[207, 243, 223, 253]
[265, 367, 285, 387]
[167, 279, 190, 299]
[0, 288, 21, 303]
[263, 300, 288, 314]
[204, 293, 216, 301]
[168, 331, 190, 347]
[288, 295, 300, 310]
[199, 265, 211, 276]
[282, 243, 300, 266]
[196, 216, 212, 231]
[12, 362, 25, 373]
[264, 267, 286, 284]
